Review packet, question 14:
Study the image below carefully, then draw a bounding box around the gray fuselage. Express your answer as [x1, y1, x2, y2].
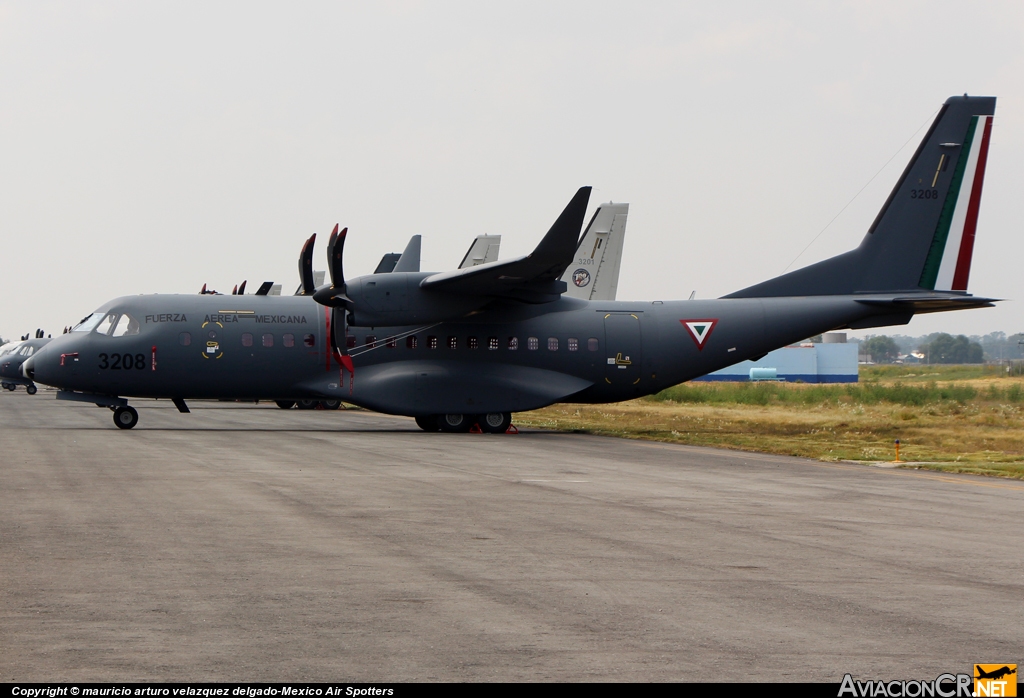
[28, 291, 877, 416]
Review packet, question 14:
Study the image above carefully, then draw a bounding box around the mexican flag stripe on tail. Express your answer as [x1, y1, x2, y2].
[919, 114, 994, 292]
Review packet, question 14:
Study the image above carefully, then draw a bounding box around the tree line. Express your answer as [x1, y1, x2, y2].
[857, 332, 1024, 364]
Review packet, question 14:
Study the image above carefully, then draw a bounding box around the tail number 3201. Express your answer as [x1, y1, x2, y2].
[98, 353, 147, 370]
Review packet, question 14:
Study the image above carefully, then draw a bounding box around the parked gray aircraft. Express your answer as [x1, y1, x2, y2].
[1, 330, 51, 394]
[24, 95, 997, 432]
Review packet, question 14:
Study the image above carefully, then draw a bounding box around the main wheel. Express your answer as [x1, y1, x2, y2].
[438, 413, 474, 433]
[113, 406, 139, 430]
[319, 399, 342, 410]
[414, 415, 440, 432]
[479, 412, 511, 434]
[296, 399, 318, 410]
[275, 400, 296, 409]
[1, 382, 10, 390]
[26, 384, 37, 395]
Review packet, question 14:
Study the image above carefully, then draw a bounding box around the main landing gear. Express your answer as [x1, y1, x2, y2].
[415, 412, 514, 434]
[279, 399, 342, 410]
[113, 405, 139, 430]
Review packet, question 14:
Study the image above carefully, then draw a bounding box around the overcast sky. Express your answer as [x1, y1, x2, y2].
[1, 1, 1022, 342]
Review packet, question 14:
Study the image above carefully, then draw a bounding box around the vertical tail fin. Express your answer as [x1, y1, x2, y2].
[561, 202, 629, 301]
[918, 113, 993, 291]
[458, 235, 502, 269]
[727, 95, 996, 298]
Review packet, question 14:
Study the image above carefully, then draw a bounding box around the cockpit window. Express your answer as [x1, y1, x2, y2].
[94, 313, 116, 335]
[112, 314, 140, 337]
[93, 312, 141, 337]
[72, 313, 104, 333]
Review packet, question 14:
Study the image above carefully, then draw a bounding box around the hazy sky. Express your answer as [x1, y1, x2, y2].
[2, 1, 1022, 342]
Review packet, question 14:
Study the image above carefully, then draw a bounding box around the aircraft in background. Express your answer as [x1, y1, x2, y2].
[561, 202, 628, 301]
[1, 330, 51, 394]
[24, 96, 997, 432]
[458, 201, 629, 301]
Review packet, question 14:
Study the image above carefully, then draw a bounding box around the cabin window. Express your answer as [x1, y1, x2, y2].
[568, 338, 578, 352]
[427, 335, 438, 349]
[179, 332, 191, 346]
[262, 333, 274, 348]
[527, 337, 539, 351]
[467, 336, 479, 350]
[448, 336, 458, 350]
[588, 337, 599, 351]
[241, 333, 253, 347]
[346, 335, 356, 349]
[488, 337, 499, 350]
[365, 335, 376, 348]
[508, 337, 519, 350]
[407, 336, 418, 349]
[386, 336, 396, 348]
[283, 334, 295, 348]
[303, 334, 316, 347]
[547, 337, 559, 351]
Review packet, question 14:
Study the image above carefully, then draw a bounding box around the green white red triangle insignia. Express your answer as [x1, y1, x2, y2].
[681, 319, 718, 350]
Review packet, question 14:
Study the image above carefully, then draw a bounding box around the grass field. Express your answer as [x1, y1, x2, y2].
[514, 365, 1024, 479]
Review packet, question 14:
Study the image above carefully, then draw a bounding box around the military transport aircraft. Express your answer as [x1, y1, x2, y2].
[1, 330, 51, 394]
[24, 95, 997, 431]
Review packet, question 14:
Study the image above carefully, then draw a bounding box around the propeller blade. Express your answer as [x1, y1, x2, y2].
[298, 233, 316, 295]
[238, 280, 247, 295]
[327, 225, 345, 289]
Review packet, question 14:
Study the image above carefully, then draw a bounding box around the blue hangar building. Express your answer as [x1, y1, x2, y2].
[694, 333, 858, 383]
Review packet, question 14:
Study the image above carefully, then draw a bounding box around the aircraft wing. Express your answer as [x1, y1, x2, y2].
[420, 187, 591, 303]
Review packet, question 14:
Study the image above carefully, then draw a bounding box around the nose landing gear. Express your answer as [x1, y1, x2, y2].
[113, 406, 139, 429]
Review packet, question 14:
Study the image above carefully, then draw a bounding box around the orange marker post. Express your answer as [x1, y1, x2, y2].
[894, 439, 903, 463]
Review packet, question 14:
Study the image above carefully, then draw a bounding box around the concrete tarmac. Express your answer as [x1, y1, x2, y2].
[1, 391, 1022, 682]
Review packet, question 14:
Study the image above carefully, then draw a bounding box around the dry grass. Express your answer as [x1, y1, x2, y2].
[514, 369, 1024, 480]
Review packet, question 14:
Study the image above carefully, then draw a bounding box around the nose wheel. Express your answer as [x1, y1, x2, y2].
[113, 406, 139, 430]
[26, 384, 37, 395]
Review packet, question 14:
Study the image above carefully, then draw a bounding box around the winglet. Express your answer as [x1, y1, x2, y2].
[528, 186, 592, 280]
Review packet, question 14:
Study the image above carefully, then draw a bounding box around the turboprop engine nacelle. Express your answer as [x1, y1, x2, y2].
[343, 272, 488, 327]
